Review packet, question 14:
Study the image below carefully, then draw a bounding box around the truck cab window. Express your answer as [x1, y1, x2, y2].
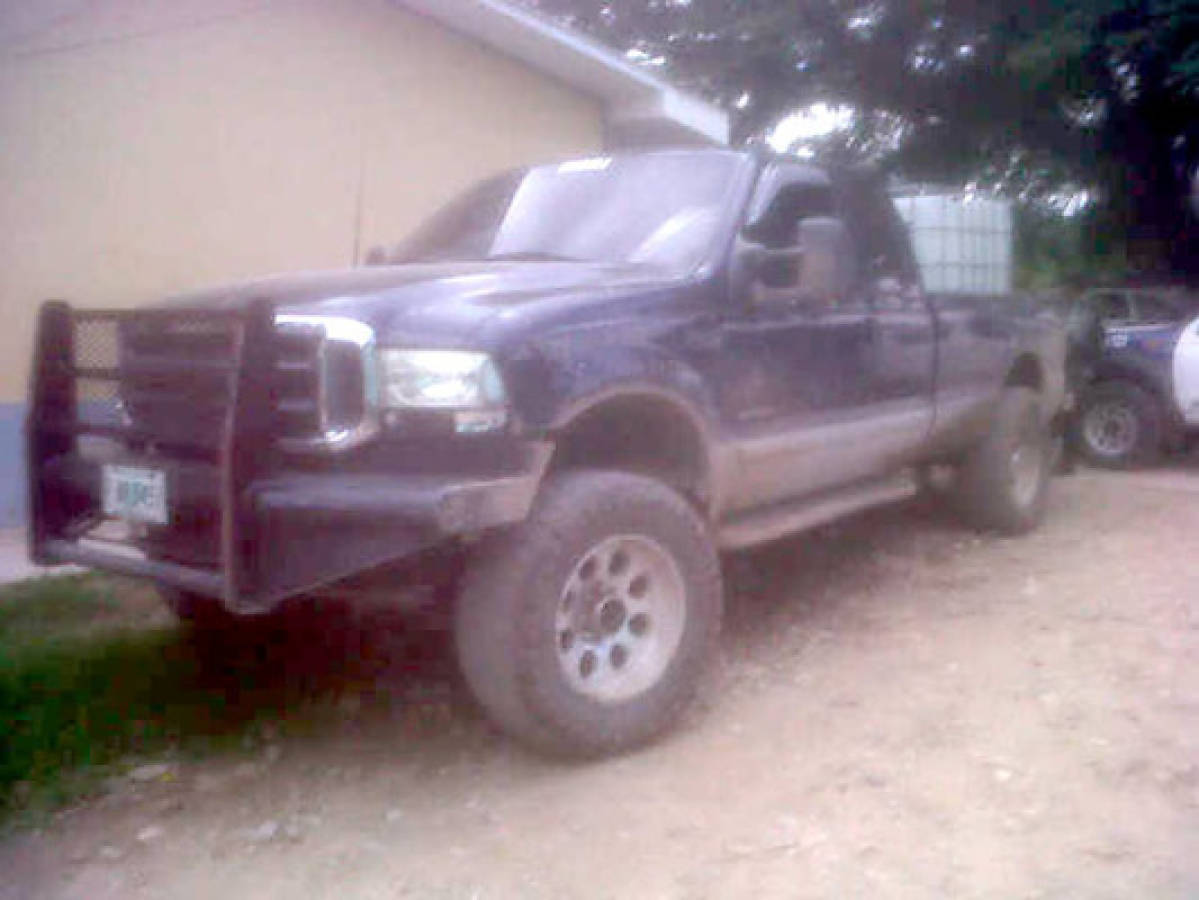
[1133, 293, 1183, 324]
[745, 183, 834, 250]
[835, 172, 914, 284]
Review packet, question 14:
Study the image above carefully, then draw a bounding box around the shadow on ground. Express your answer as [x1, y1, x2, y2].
[175, 493, 963, 732]
[1, 491, 971, 815]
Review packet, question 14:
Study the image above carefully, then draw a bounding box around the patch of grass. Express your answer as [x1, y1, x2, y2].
[0, 575, 448, 826]
[0, 575, 134, 639]
[0, 577, 288, 822]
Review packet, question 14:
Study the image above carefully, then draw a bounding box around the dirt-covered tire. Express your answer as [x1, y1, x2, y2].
[1071, 380, 1162, 469]
[454, 470, 723, 757]
[953, 386, 1051, 535]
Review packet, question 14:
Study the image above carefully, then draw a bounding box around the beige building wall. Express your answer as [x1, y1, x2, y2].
[0, 0, 605, 403]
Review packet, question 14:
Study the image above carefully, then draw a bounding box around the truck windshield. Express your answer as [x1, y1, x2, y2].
[394, 154, 738, 276]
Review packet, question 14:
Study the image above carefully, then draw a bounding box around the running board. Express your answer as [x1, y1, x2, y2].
[717, 473, 919, 550]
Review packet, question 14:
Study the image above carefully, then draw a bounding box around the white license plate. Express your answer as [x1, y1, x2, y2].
[101, 465, 168, 525]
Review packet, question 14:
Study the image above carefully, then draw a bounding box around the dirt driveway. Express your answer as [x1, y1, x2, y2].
[3, 469, 1198, 899]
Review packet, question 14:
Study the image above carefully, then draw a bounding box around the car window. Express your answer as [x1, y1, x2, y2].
[393, 154, 740, 277]
[744, 179, 835, 250]
[1092, 292, 1132, 321]
[1132, 293, 1182, 324]
[835, 172, 915, 283]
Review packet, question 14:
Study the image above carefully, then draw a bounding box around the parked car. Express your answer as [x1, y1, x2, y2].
[28, 149, 1066, 755]
[1066, 286, 1199, 466]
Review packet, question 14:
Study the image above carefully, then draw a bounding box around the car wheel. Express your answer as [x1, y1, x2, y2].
[455, 470, 722, 757]
[954, 386, 1051, 534]
[1073, 381, 1161, 468]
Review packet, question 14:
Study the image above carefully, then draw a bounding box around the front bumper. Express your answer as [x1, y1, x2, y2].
[35, 454, 546, 613]
[26, 301, 546, 613]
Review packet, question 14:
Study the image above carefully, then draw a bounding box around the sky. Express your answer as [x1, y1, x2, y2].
[768, 102, 855, 155]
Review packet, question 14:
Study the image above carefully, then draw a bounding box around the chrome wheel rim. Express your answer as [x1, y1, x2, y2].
[1083, 401, 1138, 458]
[555, 535, 686, 704]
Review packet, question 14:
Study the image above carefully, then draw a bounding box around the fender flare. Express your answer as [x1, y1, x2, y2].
[543, 382, 731, 516]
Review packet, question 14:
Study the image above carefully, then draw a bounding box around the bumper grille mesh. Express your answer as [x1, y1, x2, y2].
[70, 312, 241, 454]
[65, 312, 358, 451]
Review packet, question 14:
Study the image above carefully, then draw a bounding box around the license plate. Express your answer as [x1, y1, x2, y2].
[101, 465, 168, 525]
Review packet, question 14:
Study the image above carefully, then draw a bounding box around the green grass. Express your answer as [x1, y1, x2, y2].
[0, 573, 452, 826]
[0, 577, 291, 823]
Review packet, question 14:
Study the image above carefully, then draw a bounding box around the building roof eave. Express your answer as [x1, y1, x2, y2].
[395, 0, 729, 147]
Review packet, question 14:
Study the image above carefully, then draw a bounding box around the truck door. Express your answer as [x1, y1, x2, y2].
[834, 172, 936, 449]
[716, 165, 881, 511]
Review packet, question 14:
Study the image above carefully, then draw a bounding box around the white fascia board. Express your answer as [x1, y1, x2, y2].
[395, 0, 728, 146]
[608, 88, 731, 146]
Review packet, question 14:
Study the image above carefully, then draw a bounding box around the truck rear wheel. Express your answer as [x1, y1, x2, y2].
[1072, 380, 1161, 468]
[455, 471, 722, 756]
[954, 386, 1050, 534]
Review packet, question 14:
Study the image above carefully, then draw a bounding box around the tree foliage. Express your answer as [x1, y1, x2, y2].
[520, 0, 1199, 279]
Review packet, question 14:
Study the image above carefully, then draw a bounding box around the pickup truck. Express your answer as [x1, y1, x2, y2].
[28, 148, 1066, 756]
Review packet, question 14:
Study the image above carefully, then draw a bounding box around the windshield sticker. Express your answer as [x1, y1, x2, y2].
[558, 158, 613, 174]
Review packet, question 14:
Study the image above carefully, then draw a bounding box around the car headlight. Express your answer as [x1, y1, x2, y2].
[378, 349, 506, 410]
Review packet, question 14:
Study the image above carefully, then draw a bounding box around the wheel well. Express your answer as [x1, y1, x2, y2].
[1085, 365, 1166, 403]
[548, 395, 709, 509]
[1005, 354, 1044, 392]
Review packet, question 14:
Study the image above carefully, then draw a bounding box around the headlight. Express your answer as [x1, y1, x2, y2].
[378, 349, 506, 409]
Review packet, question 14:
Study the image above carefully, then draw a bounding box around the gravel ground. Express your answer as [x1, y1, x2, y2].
[2, 468, 1197, 899]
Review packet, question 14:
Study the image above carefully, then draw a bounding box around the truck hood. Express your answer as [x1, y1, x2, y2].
[164, 260, 677, 345]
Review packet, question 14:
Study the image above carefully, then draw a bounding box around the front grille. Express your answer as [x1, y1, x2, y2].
[68, 313, 374, 454]
[72, 311, 241, 457]
[273, 322, 323, 440]
[273, 315, 376, 452]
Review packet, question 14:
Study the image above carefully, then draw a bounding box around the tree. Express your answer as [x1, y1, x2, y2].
[520, 0, 1199, 280]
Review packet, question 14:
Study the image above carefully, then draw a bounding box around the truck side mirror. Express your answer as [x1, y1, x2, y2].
[736, 216, 854, 309]
[795, 217, 854, 305]
[736, 207, 803, 296]
[739, 242, 803, 289]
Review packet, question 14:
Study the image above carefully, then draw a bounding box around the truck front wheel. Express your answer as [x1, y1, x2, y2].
[954, 386, 1051, 534]
[455, 471, 722, 756]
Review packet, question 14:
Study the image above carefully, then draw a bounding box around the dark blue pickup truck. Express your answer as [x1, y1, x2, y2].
[28, 149, 1066, 755]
